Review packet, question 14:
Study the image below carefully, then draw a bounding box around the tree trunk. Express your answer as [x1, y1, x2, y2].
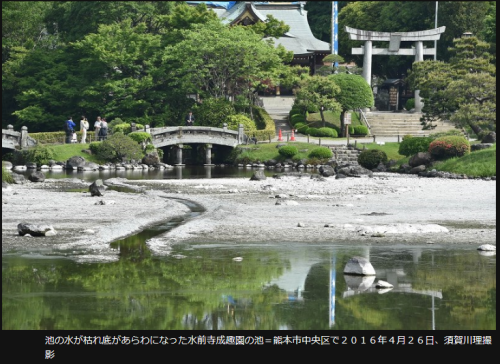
[340, 110, 345, 137]
[320, 109, 325, 127]
[468, 122, 483, 139]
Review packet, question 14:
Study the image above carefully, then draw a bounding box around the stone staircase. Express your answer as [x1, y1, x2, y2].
[328, 145, 361, 165]
[365, 112, 460, 137]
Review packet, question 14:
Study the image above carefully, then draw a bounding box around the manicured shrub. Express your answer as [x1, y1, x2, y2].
[294, 122, 307, 132]
[307, 127, 319, 136]
[358, 149, 388, 169]
[278, 145, 299, 158]
[428, 136, 470, 159]
[290, 114, 306, 126]
[128, 131, 152, 144]
[316, 127, 338, 138]
[353, 125, 369, 135]
[308, 146, 333, 159]
[225, 114, 257, 132]
[112, 123, 132, 134]
[91, 133, 144, 163]
[398, 137, 433, 157]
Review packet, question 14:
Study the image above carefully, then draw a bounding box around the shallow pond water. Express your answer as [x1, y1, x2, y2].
[2, 232, 496, 330]
[4, 167, 496, 331]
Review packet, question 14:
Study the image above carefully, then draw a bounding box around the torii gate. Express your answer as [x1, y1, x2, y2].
[345, 26, 446, 112]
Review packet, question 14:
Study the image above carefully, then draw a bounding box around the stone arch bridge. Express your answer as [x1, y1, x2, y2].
[147, 124, 247, 165]
[2, 124, 249, 165]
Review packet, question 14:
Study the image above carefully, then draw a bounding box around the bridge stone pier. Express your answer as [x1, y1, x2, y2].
[147, 124, 246, 165]
[2, 125, 37, 150]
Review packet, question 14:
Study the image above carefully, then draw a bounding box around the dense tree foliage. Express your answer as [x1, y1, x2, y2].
[2, 1, 496, 134]
[408, 36, 496, 138]
[293, 75, 342, 127]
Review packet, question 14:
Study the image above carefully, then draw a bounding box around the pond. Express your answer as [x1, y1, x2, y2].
[3, 167, 496, 331]
[2, 203, 496, 331]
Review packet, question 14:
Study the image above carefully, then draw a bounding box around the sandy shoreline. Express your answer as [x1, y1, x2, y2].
[2, 174, 496, 260]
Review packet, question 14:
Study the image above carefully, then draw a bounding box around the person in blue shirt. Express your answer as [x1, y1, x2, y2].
[65, 117, 76, 144]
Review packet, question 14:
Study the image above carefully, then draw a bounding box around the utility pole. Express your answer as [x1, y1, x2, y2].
[434, 1, 438, 60]
[332, 2, 338, 68]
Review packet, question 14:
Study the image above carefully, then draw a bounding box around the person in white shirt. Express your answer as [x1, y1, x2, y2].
[80, 116, 89, 143]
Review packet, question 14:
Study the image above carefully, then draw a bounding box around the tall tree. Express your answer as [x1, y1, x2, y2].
[293, 75, 342, 127]
[329, 73, 374, 136]
[409, 35, 496, 138]
[162, 21, 292, 102]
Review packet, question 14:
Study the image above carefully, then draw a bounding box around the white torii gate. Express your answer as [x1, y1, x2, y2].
[345, 26, 446, 112]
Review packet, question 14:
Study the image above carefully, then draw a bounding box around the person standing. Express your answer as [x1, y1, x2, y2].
[99, 118, 108, 141]
[80, 116, 89, 144]
[64, 117, 76, 144]
[94, 116, 102, 141]
[185, 111, 195, 126]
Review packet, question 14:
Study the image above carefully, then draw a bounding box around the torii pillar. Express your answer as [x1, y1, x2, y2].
[345, 26, 446, 112]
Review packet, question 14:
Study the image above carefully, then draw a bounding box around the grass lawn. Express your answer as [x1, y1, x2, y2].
[306, 110, 362, 129]
[41, 143, 104, 164]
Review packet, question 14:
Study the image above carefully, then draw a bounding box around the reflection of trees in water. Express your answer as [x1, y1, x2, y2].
[2, 249, 496, 330]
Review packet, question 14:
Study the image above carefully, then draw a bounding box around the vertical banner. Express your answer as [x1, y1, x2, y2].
[329, 256, 336, 327]
[332, 1, 339, 67]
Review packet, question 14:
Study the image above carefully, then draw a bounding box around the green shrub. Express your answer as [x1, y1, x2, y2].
[316, 127, 338, 138]
[405, 98, 415, 110]
[290, 114, 306, 126]
[91, 133, 144, 163]
[308, 146, 333, 159]
[12, 145, 56, 166]
[278, 145, 299, 158]
[307, 127, 319, 137]
[428, 136, 470, 159]
[348, 125, 355, 135]
[358, 149, 388, 169]
[402, 134, 413, 141]
[398, 137, 433, 157]
[128, 131, 152, 144]
[353, 125, 369, 135]
[294, 122, 307, 132]
[226, 114, 257, 132]
[112, 123, 132, 134]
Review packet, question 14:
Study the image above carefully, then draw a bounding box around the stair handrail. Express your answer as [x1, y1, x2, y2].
[356, 108, 371, 130]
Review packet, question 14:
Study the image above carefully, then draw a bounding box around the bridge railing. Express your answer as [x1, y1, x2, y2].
[147, 124, 246, 147]
[2, 125, 36, 149]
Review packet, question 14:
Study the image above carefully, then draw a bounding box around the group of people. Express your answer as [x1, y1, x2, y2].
[64, 115, 108, 144]
[65, 111, 194, 144]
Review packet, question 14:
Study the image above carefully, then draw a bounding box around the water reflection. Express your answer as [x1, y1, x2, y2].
[2, 241, 496, 330]
[18, 165, 318, 182]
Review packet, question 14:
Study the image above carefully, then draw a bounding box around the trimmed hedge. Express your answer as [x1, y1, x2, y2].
[358, 149, 388, 169]
[308, 146, 333, 159]
[398, 137, 433, 157]
[278, 145, 299, 158]
[353, 125, 369, 135]
[428, 136, 470, 159]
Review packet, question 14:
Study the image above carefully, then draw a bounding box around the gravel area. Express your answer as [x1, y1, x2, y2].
[3, 174, 495, 259]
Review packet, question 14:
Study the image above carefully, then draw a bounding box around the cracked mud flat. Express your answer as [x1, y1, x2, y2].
[3, 173, 494, 259]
